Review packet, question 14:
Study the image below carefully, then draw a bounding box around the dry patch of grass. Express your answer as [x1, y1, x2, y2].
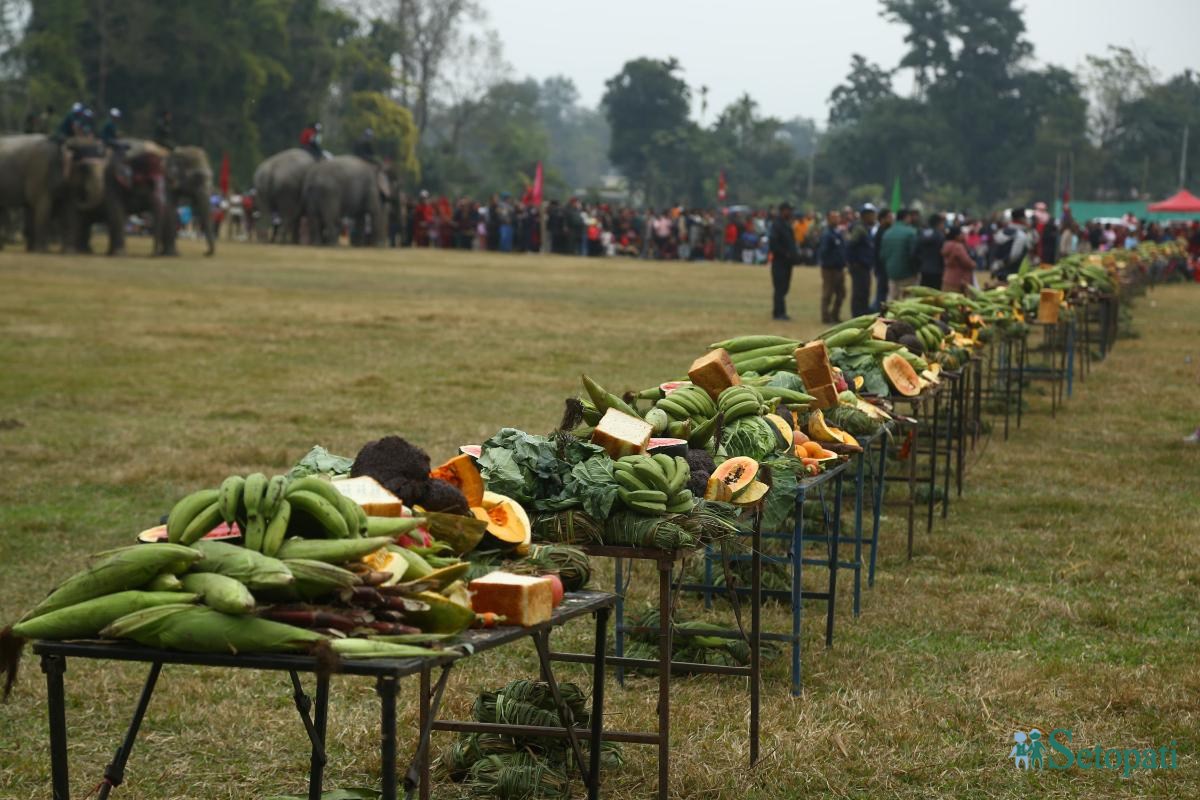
[1, 240, 1198, 798]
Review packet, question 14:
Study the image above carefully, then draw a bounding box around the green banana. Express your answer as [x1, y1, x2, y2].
[260, 475, 289, 521]
[581, 374, 641, 419]
[722, 399, 761, 421]
[651, 453, 677, 480]
[179, 501, 224, 546]
[631, 461, 670, 493]
[285, 476, 345, 507]
[243, 473, 268, 522]
[242, 515, 267, 552]
[667, 456, 690, 495]
[619, 488, 668, 505]
[655, 396, 693, 421]
[166, 489, 220, 544]
[217, 476, 245, 524]
[288, 490, 350, 539]
[687, 415, 718, 448]
[626, 500, 668, 515]
[261, 499, 291, 556]
[666, 491, 695, 514]
[614, 469, 649, 493]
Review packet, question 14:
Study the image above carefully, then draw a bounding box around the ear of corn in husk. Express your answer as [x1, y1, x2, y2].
[101, 604, 324, 654]
[180, 573, 255, 615]
[143, 573, 185, 591]
[326, 637, 445, 659]
[22, 544, 201, 622]
[191, 540, 293, 590]
[281, 559, 362, 600]
[11, 591, 199, 640]
[275, 536, 392, 563]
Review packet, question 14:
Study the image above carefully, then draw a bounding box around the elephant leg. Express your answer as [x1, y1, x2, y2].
[195, 198, 215, 256]
[106, 199, 126, 256]
[29, 195, 53, 252]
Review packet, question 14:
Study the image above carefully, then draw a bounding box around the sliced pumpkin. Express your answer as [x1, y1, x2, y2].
[711, 456, 759, 495]
[763, 414, 794, 451]
[732, 480, 769, 506]
[807, 408, 840, 442]
[430, 454, 484, 506]
[361, 548, 409, 586]
[471, 491, 532, 553]
[401, 590, 476, 634]
[882, 353, 921, 397]
[703, 475, 734, 502]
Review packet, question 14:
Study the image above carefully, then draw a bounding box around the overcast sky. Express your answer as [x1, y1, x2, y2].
[488, 0, 1197, 123]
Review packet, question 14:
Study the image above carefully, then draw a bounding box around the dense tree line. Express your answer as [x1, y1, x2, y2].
[0, 0, 1194, 210]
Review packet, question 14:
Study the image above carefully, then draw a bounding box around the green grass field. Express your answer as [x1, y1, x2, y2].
[2, 239, 1198, 799]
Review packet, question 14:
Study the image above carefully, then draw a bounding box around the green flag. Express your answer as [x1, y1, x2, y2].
[890, 176, 902, 213]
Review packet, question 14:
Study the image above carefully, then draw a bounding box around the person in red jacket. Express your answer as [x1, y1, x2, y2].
[299, 122, 322, 159]
[940, 225, 976, 292]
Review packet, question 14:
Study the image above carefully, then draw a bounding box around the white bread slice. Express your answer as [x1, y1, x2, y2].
[469, 571, 554, 626]
[794, 341, 835, 390]
[688, 349, 741, 400]
[332, 476, 407, 517]
[591, 408, 652, 459]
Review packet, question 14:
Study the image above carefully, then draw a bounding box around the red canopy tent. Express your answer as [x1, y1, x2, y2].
[1147, 188, 1200, 213]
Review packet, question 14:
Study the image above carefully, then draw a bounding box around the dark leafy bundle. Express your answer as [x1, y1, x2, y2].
[531, 510, 602, 545]
[677, 500, 744, 544]
[600, 512, 696, 550]
[466, 753, 571, 799]
[624, 607, 780, 671]
[826, 404, 884, 436]
[443, 734, 519, 780]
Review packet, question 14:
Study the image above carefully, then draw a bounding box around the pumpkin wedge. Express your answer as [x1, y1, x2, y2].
[471, 492, 532, 554]
[430, 454, 485, 506]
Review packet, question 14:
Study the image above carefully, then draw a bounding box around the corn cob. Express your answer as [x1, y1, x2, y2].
[282, 559, 361, 600]
[101, 604, 324, 654]
[180, 573, 255, 615]
[22, 544, 201, 622]
[327, 637, 444, 659]
[275, 536, 392, 564]
[12, 591, 199, 640]
[143, 573, 184, 592]
[191, 540, 294, 590]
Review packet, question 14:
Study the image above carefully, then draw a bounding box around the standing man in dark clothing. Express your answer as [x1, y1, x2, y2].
[846, 203, 877, 317]
[872, 208, 893, 311]
[817, 209, 847, 324]
[916, 213, 946, 288]
[768, 202, 799, 321]
[1040, 217, 1058, 264]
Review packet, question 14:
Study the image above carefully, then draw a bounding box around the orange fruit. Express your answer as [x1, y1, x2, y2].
[802, 441, 824, 457]
[793, 430, 810, 444]
[800, 457, 819, 467]
[817, 449, 837, 459]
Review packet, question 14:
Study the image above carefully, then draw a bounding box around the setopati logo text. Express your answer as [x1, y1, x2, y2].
[1009, 728, 1178, 776]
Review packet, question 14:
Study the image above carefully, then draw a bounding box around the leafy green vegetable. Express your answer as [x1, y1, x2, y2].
[565, 457, 620, 519]
[767, 372, 806, 392]
[760, 459, 800, 531]
[288, 445, 353, 479]
[722, 416, 779, 461]
[477, 428, 608, 513]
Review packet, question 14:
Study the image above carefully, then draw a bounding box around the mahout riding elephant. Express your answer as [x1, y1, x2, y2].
[302, 155, 395, 246]
[253, 148, 318, 243]
[0, 134, 106, 251]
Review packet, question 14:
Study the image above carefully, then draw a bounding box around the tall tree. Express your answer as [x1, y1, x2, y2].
[602, 57, 691, 203]
[1079, 45, 1157, 149]
[827, 54, 894, 126]
[394, 0, 479, 137]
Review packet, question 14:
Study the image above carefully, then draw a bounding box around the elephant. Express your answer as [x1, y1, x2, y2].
[0, 134, 106, 251]
[302, 155, 396, 246]
[164, 145, 216, 256]
[253, 148, 319, 243]
[75, 142, 175, 256]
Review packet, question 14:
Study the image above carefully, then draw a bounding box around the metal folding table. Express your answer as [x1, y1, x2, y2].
[33, 591, 614, 800]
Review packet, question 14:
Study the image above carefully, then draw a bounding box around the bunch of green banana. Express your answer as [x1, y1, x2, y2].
[915, 322, 947, 353]
[655, 384, 717, 421]
[285, 476, 368, 543]
[613, 454, 693, 515]
[717, 385, 764, 422]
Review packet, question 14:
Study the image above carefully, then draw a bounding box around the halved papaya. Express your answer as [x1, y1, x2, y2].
[471, 492, 532, 554]
[430, 454, 485, 506]
[711, 456, 759, 495]
[704, 475, 734, 502]
[882, 353, 921, 397]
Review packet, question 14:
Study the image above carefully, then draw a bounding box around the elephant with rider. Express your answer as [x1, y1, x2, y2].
[302, 155, 397, 246]
[253, 148, 318, 243]
[0, 134, 107, 251]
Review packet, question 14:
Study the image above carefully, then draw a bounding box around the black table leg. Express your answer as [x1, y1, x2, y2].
[309, 674, 329, 800]
[377, 676, 399, 800]
[927, 389, 938, 533]
[42, 654, 69, 800]
[97, 661, 162, 800]
[657, 559, 672, 800]
[826, 472, 842, 648]
[750, 511, 761, 763]
[589, 607, 609, 800]
[408, 665, 451, 800]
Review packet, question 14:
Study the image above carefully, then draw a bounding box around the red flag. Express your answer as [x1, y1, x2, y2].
[219, 152, 231, 196]
[531, 161, 543, 206]
[717, 170, 727, 201]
